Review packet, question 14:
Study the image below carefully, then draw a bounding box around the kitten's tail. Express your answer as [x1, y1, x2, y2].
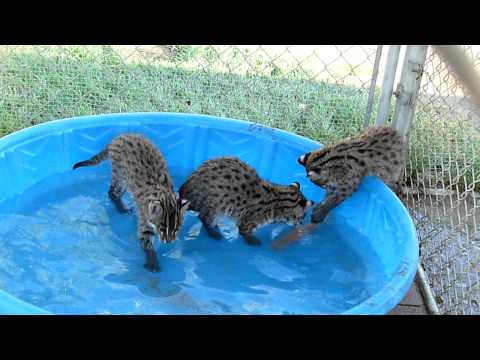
[72, 148, 109, 170]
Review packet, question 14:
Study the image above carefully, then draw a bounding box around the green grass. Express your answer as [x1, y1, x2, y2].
[0, 46, 478, 191]
[405, 113, 480, 192]
[0, 49, 373, 142]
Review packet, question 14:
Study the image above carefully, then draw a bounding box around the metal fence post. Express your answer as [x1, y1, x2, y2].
[417, 265, 440, 314]
[363, 45, 383, 129]
[392, 45, 429, 137]
[391, 45, 439, 314]
[376, 45, 402, 126]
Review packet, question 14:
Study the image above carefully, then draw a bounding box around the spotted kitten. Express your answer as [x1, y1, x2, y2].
[179, 156, 314, 246]
[72, 134, 189, 272]
[298, 126, 406, 224]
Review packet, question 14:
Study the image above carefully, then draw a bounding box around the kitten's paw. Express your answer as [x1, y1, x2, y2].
[144, 248, 160, 272]
[204, 226, 223, 240]
[118, 207, 133, 214]
[311, 209, 324, 224]
[208, 231, 223, 241]
[243, 236, 261, 246]
[144, 262, 161, 272]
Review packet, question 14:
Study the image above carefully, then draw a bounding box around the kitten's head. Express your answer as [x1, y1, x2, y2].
[298, 150, 329, 187]
[274, 181, 314, 225]
[147, 193, 189, 243]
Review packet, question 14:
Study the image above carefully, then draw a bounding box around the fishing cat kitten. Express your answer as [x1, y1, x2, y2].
[299, 125, 406, 224]
[272, 126, 406, 250]
[179, 156, 314, 246]
[73, 134, 189, 272]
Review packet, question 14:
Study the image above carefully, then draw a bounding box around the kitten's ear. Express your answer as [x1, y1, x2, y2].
[298, 152, 310, 166]
[290, 181, 301, 190]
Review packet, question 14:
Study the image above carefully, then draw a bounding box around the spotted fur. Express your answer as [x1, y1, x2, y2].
[298, 126, 406, 223]
[73, 134, 189, 272]
[179, 156, 313, 246]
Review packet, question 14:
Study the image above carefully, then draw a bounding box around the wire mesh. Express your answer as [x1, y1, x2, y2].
[2, 45, 479, 314]
[406, 45, 480, 314]
[0, 45, 378, 145]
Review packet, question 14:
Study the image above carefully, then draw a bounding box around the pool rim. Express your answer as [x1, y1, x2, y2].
[0, 112, 419, 315]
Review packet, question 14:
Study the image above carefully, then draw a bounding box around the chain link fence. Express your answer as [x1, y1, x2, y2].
[406, 46, 480, 315]
[0, 45, 479, 314]
[0, 45, 379, 143]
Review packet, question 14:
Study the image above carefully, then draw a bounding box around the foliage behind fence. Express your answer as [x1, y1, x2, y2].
[0, 45, 379, 143]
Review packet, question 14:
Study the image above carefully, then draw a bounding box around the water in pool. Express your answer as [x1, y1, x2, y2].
[0, 164, 388, 314]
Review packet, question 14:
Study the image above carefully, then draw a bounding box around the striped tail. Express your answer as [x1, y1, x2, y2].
[72, 148, 109, 170]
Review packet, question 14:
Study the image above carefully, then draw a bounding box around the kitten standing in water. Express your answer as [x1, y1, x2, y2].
[73, 134, 189, 272]
[272, 126, 406, 250]
[179, 156, 314, 246]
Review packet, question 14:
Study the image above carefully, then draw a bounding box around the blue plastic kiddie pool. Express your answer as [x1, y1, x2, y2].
[0, 113, 418, 315]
